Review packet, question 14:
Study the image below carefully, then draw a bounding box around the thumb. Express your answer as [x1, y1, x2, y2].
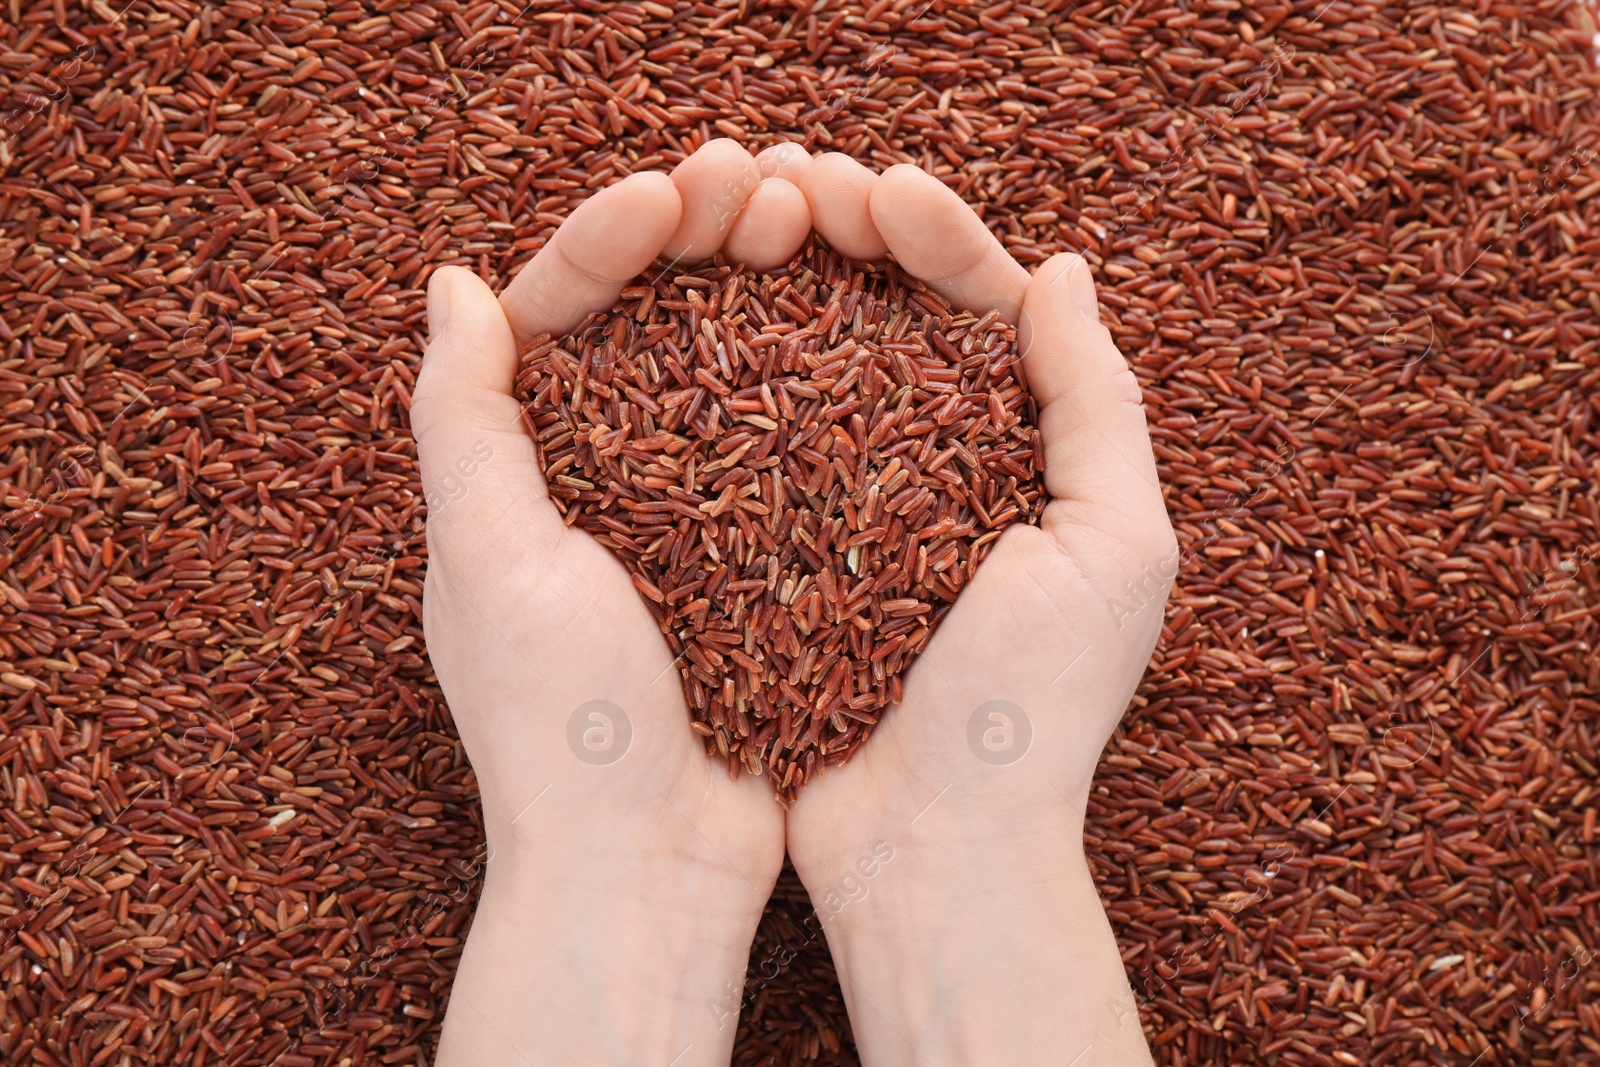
[411, 265, 563, 558]
[1018, 254, 1169, 554]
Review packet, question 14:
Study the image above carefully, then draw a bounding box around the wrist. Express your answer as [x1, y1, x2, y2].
[802, 831, 1153, 1067]
[437, 827, 775, 1066]
[486, 829, 773, 965]
[804, 829, 1090, 965]
[791, 779, 1089, 907]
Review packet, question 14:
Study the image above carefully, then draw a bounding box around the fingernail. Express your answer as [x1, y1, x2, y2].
[1064, 255, 1099, 321]
[428, 268, 454, 343]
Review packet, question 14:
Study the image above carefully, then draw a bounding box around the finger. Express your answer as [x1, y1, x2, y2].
[724, 178, 811, 272]
[413, 266, 563, 548]
[665, 138, 761, 264]
[499, 171, 682, 348]
[1018, 254, 1166, 539]
[755, 142, 812, 183]
[868, 163, 1030, 322]
[798, 153, 888, 261]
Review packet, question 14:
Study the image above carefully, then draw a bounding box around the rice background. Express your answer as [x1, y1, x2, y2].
[1, 1, 1597, 1065]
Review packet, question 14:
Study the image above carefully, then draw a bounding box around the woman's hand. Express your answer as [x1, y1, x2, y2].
[412, 140, 809, 1067]
[784, 160, 1172, 1065]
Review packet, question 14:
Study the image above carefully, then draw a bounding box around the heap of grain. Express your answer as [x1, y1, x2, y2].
[518, 240, 1045, 797]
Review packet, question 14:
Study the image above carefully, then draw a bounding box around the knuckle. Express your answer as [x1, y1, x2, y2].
[406, 388, 448, 442]
[1105, 364, 1146, 409]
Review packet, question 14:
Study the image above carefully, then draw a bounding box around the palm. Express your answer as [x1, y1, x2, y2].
[787, 519, 1166, 866]
[423, 501, 781, 862]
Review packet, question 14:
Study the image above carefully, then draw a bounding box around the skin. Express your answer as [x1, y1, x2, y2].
[414, 141, 1169, 1065]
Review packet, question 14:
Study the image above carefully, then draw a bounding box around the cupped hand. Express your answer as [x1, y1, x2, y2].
[786, 158, 1175, 854]
[412, 139, 810, 1066]
[784, 160, 1171, 1065]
